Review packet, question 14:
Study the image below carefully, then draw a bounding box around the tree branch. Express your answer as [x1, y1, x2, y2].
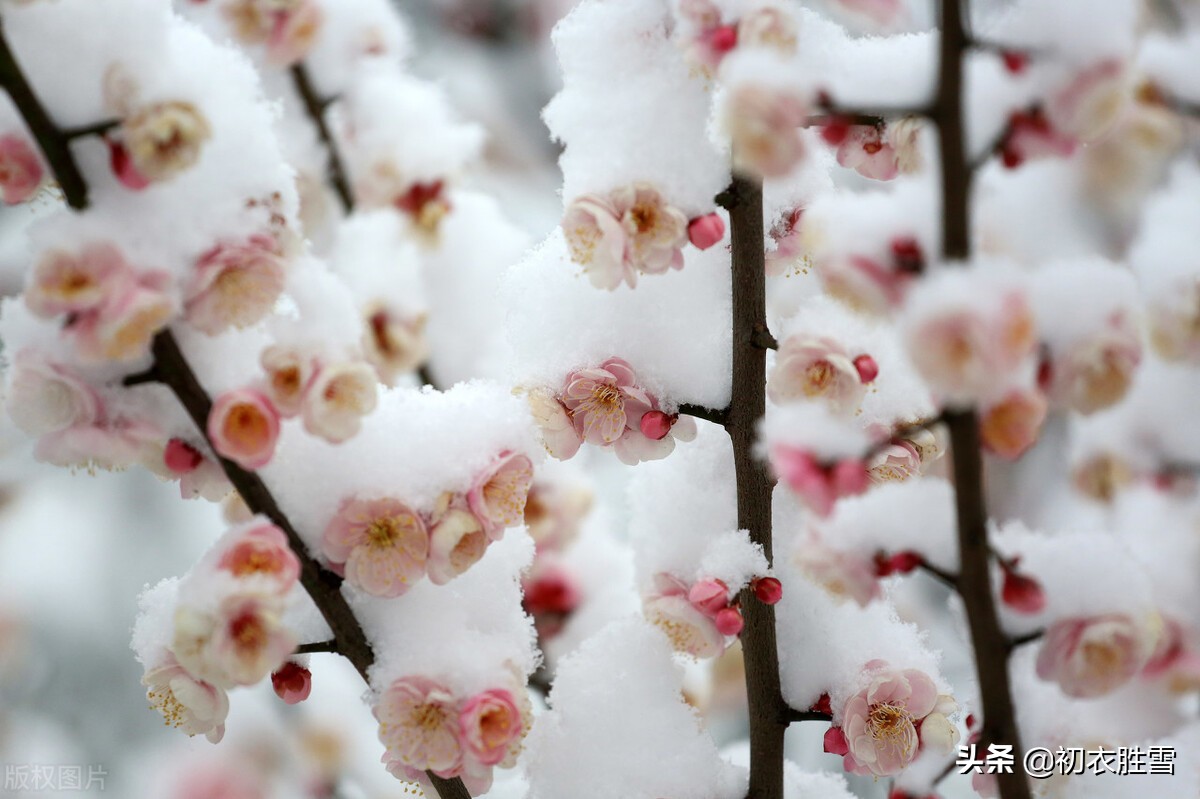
[0, 22, 90, 210]
[918, 560, 959, 590]
[296, 639, 339, 655]
[290, 63, 354, 214]
[678, 403, 730, 428]
[934, 1, 1031, 795]
[781, 707, 833, 725]
[1008, 629, 1045, 652]
[722, 174, 786, 799]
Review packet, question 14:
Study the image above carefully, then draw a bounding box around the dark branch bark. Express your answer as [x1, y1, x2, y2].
[934, 2, 1031, 796]
[781, 707, 832, 725]
[721, 176, 785, 799]
[290, 63, 354, 214]
[918, 560, 959, 590]
[296, 640, 339, 655]
[1008, 629, 1045, 652]
[62, 119, 119, 141]
[678, 403, 730, 428]
[0, 23, 90, 210]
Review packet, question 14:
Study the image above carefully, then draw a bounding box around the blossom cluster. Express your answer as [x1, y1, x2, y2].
[527, 357, 697, 464]
[321, 451, 534, 596]
[641, 572, 780, 659]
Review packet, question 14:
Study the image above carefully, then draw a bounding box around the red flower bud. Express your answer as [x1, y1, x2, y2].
[272, 661, 312, 705]
[714, 606, 744, 636]
[752, 576, 783, 605]
[853, 354, 880, 384]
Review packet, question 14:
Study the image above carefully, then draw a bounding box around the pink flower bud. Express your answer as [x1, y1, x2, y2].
[812, 693, 832, 715]
[887, 551, 922, 575]
[164, 438, 203, 474]
[752, 576, 783, 605]
[714, 606, 744, 636]
[1001, 50, 1029, 74]
[890, 237, 925, 274]
[823, 725, 849, 755]
[107, 138, 150, 190]
[852, 354, 879, 383]
[271, 661, 312, 705]
[1001, 568, 1046, 614]
[687, 578, 730, 617]
[639, 410, 675, 441]
[709, 24, 738, 54]
[687, 213, 726, 250]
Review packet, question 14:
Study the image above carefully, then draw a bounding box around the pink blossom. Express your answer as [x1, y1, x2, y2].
[687, 213, 726, 250]
[108, 138, 151, 190]
[867, 441, 922, 485]
[688, 578, 730, 617]
[459, 689, 523, 767]
[25, 243, 131, 319]
[837, 662, 942, 777]
[1000, 108, 1077, 169]
[265, 0, 322, 66]
[121, 101, 212, 183]
[795, 537, 880, 606]
[768, 336, 866, 413]
[1042, 322, 1142, 415]
[384, 757, 495, 797]
[6, 352, 101, 437]
[817, 254, 910, 315]
[979, 388, 1047, 460]
[184, 237, 287, 335]
[738, 7, 797, 51]
[611, 183, 689, 275]
[363, 307, 428, 385]
[164, 438, 203, 474]
[301, 361, 379, 443]
[260, 345, 315, 418]
[643, 592, 726, 658]
[159, 439, 232, 501]
[376, 676, 463, 775]
[142, 657, 230, 743]
[322, 496, 428, 597]
[1036, 614, 1154, 698]
[886, 117, 924, 174]
[1048, 60, 1131, 142]
[523, 557, 583, 639]
[173, 592, 296, 688]
[170, 765, 264, 799]
[216, 522, 300, 592]
[766, 208, 805, 277]
[561, 357, 652, 447]
[426, 496, 488, 586]
[613, 410, 697, 465]
[468, 451, 534, 539]
[208, 388, 281, 470]
[271, 661, 312, 705]
[687, 22, 738, 72]
[836, 126, 900, 181]
[1148, 280, 1200, 364]
[0, 134, 42, 204]
[34, 415, 162, 472]
[70, 276, 176, 363]
[562, 193, 633, 290]
[394, 180, 453, 237]
[523, 480, 592, 552]
[728, 85, 808, 178]
[906, 292, 1037, 403]
[771, 446, 868, 516]
[527, 388, 583, 461]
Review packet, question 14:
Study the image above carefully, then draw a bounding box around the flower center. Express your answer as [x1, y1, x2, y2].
[589, 383, 621, 411]
[230, 611, 267, 653]
[148, 685, 187, 729]
[868, 702, 913, 752]
[410, 701, 449, 732]
[804, 360, 835, 395]
[480, 706, 513, 747]
[367, 517, 403, 548]
[630, 203, 658, 234]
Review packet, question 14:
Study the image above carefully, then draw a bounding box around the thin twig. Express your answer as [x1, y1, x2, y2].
[678, 403, 730, 428]
[290, 63, 354, 213]
[780, 707, 833, 725]
[296, 640, 339, 655]
[62, 119, 119, 140]
[1008, 629, 1045, 652]
[918, 560, 959, 590]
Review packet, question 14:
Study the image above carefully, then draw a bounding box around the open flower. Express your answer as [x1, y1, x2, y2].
[1036, 614, 1154, 698]
[459, 689, 523, 767]
[260, 345, 315, 418]
[185, 236, 287, 335]
[71, 276, 176, 363]
[468, 451, 534, 539]
[376, 676, 463, 775]
[265, 0, 322, 66]
[643, 592, 726, 659]
[796, 537, 880, 606]
[817, 253, 910, 315]
[836, 126, 899, 181]
[979, 388, 1047, 460]
[867, 440, 922, 485]
[526, 387, 582, 460]
[611, 183, 688, 275]
[613, 409, 697, 465]
[0, 133, 43, 204]
[1048, 60, 1132, 143]
[1042, 322, 1142, 415]
[771, 446, 868, 516]
[1001, 108, 1077, 169]
[560, 357, 652, 446]
[173, 592, 296, 688]
[827, 662, 942, 777]
[768, 336, 867, 413]
[142, 657, 229, 743]
[766, 208, 805, 277]
[1147, 279, 1200, 364]
[6, 352, 101, 437]
[562, 193, 631, 290]
[121, 101, 212, 183]
[426, 494, 488, 586]
[301, 361, 378, 443]
[728, 85, 808, 178]
[208, 388, 281, 470]
[363, 307, 428, 385]
[216, 522, 300, 592]
[323, 496, 427, 597]
[26, 243, 131, 319]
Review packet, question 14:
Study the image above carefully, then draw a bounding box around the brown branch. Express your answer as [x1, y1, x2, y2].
[0, 22, 90, 210]
[290, 63, 354, 213]
[62, 119, 119, 141]
[678, 403, 730, 428]
[934, 2, 1031, 797]
[720, 175, 786, 799]
[296, 640, 339, 655]
[751, 324, 778, 351]
[918, 560, 959, 590]
[781, 707, 833, 725]
[1008, 629, 1045, 652]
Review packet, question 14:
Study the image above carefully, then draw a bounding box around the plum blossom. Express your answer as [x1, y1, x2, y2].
[271, 661, 312, 705]
[264, 0, 322, 66]
[728, 85, 808, 178]
[1147, 279, 1200, 364]
[687, 213, 725, 250]
[613, 407, 697, 465]
[836, 125, 900, 181]
[832, 0, 902, 29]
[817, 253, 911, 315]
[643, 573, 727, 658]
[363, 306, 428, 385]
[394, 180, 453, 238]
[142, 657, 229, 743]
[766, 208, 805, 277]
[824, 662, 948, 777]
[887, 117, 924, 174]
[259, 345, 315, 417]
[376, 676, 463, 775]
[215, 522, 300, 592]
[560, 357, 651, 446]
[867, 440, 922, 485]
[738, 7, 797, 52]
[173, 592, 296, 688]
[1036, 614, 1156, 698]
[1000, 565, 1046, 615]
[562, 183, 688, 290]
[526, 387, 582, 460]
[1072, 452, 1134, 503]
[208, 388, 281, 470]
[795, 536, 880, 606]
[1048, 60, 1132, 143]
[34, 415, 162, 473]
[184, 236, 287, 335]
[770, 445, 869, 516]
[468, 451, 534, 539]
[979, 388, 1047, 460]
[522, 556, 583, 639]
[1040, 321, 1142, 415]
[322, 496, 427, 597]
[458, 689, 524, 767]
[0, 133, 42, 203]
[6, 352, 101, 437]
[120, 101, 212, 183]
[301, 361, 378, 443]
[426, 493, 488, 586]
[768, 336, 868, 413]
[1000, 108, 1077, 169]
[523, 480, 592, 552]
[25, 243, 131, 320]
